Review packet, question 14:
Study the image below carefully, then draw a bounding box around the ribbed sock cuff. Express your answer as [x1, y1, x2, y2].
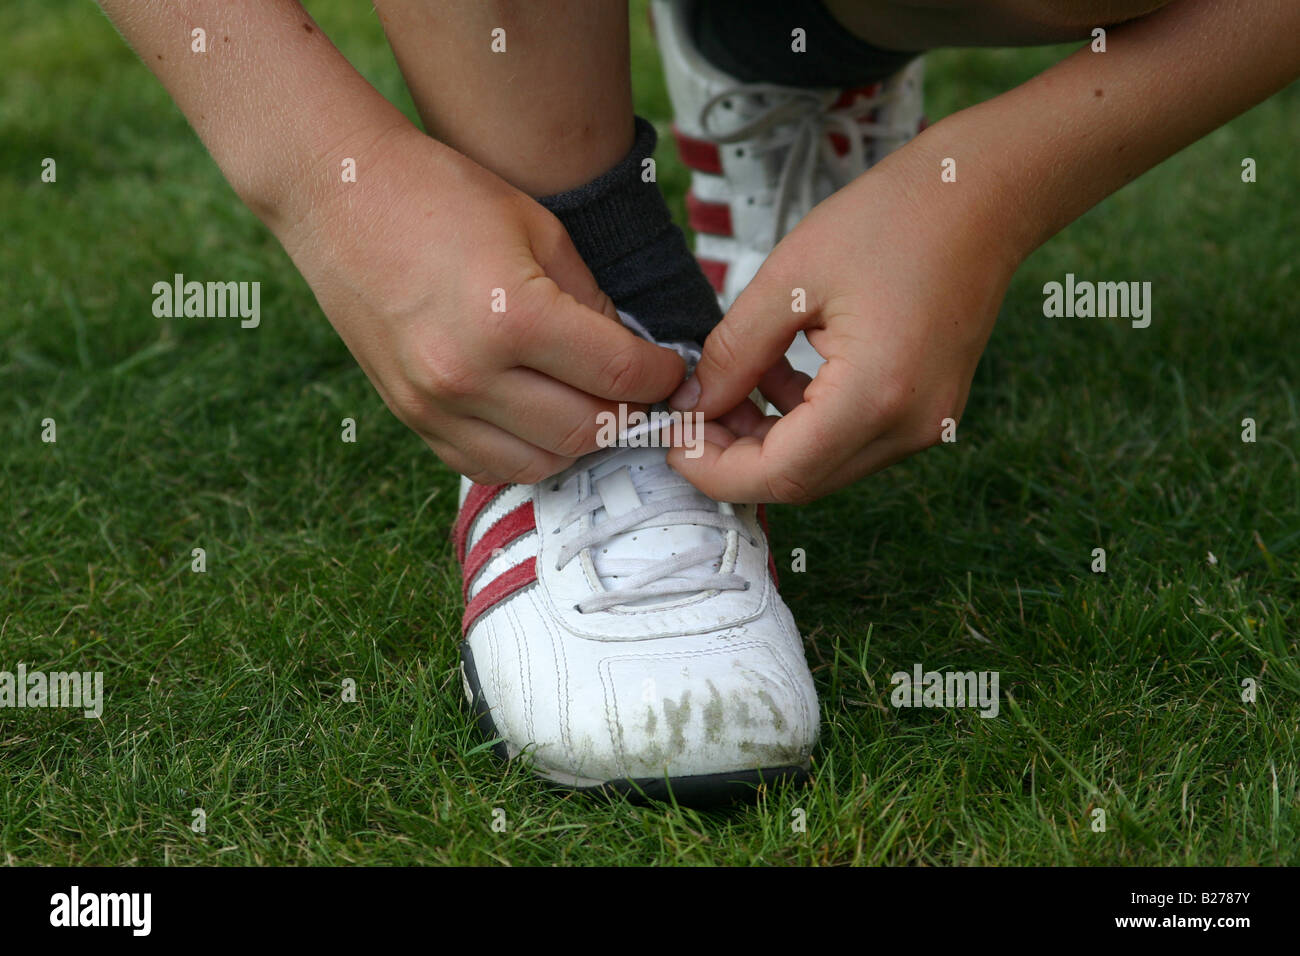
[536, 117, 721, 344]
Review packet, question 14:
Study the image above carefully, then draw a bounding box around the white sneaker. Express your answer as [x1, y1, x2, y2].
[651, 0, 926, 377]
[454, 333, 818, 801]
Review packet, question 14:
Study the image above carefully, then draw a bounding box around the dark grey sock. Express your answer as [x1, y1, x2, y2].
[536, 116, 721, 345]
[694, 0, 920, 88]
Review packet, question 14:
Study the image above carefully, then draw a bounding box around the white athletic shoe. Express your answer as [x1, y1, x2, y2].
[651, 0, 926, 377]
[454, 327, 818, 801]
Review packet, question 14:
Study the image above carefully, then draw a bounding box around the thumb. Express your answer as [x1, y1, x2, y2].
[670, 270, 805, 418]
[532, 208, 621, 323]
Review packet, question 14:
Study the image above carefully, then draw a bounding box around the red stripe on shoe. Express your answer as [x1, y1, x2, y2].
[462, 558, 537, 635]
[453, 482, 508, 565]
[756, 503, 779, 587]
[686, 191, 733, 236]
[831, 83, 881, 110]
[461, 501, 537, 598]
[672, 125, 723, 174]
[697, 257, 729, 294]
[828, 85, 884, 157]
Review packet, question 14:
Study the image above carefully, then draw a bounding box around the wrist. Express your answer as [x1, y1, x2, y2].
[863, 114, 1033, 285]
[255, 117, 432, 249]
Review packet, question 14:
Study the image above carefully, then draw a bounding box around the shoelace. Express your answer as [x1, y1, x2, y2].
[698, 82, 912, 248]
[551, 445, 751, 614]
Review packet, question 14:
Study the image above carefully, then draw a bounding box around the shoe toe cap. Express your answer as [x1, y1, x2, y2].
[554, 640, 818, 785]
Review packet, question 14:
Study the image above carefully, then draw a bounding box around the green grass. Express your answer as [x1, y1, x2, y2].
[1, 0, 1297, 865]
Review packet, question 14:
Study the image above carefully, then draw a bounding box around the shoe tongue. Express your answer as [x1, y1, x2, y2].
[586, 447, 722, 594]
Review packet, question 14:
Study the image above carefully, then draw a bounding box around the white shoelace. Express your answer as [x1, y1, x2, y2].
[698, 82, 912, 248]
[551, 445, 751, 614]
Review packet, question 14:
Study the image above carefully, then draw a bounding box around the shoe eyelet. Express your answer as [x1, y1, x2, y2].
[722, 98, 733, 110]
[743, 582, 752, 591]
[735, 147, 745, 157]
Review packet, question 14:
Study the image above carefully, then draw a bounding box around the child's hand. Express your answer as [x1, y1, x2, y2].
[666, 0, 1300, 506]
[666, 157, 1018, 503]
[279, 127, 685, 485]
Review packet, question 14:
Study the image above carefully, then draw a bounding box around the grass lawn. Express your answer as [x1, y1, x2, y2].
[1, 0, 1296, 865]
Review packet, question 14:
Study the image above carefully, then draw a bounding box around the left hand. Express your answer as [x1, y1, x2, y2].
[666, 156, 1020, 503]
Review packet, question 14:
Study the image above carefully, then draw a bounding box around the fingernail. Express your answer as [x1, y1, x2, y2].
[669, 375, 700, 411]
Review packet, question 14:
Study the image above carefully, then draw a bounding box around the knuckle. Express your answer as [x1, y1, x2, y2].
[503, 457, 554, 487]
[388, 384, 435, 429]
[529, 211, 572, 262]
[766, 468, 814, 505]
[481, 274, 548, 343]
[419, 354, 480, 403]
[431, 446, 489, 484]
[588, 287, 618, 322]
[508, 274, 556, 320]
[872, 380, 912, 426]
[554, 416, 594, 459]
[702, 322, 742, 376]
[480, 303, 526, 347]
[598, 346, 643, 397]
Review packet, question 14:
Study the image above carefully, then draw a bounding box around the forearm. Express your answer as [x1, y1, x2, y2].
[892, 0, 1300, 265]
[96, 0, 416, 231]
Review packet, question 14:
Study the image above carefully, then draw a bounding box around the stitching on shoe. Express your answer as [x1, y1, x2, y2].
[487, 629, 501, 735]
[507, 602, 533, 744]
[759, 630, 811, 750]
[601, 661, 626, 769]
[538, 591, 572, 754]
[534, 493, 575, 752]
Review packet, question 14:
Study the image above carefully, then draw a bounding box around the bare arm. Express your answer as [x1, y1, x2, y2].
[96, 0, 415, 231]
[95, 0, 684, 484]
[912, 0, 1300, 265]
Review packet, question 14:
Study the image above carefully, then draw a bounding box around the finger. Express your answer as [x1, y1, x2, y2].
[753, 426, 918, 501]
[756, 356, 812, 416]
[667, 434, 771, 503]
[746, 414, 781, 443]
[714, 397, 768, 436]
[821, 431, 917, 489]
[423, 416, 573, 486]
[667, 362, 873, 502]
[669, 267, 806, 418]
[461, 367, 651, 459]
[712, 409, 781, 443]
[663, 419, 738, 462]
[698, 421, 739, 449]
[505, 277, 686, 403]
[530, 209, 622, 322]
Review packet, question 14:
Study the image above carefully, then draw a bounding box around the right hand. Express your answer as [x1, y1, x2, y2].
[277, 125, 685, 485]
